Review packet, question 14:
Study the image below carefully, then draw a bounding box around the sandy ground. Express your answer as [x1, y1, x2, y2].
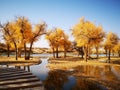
[0, 56, 41, 66]
[47, 57, 120, 90]
[48, 57, 120, 70]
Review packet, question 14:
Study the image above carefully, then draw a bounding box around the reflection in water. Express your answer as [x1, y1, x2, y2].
[63, 76, 76, 90]
[29, 58, 120, 90]
[111, 66, 120, 80]
[14, 66, 31, 72]
[2, 55, 120, 90]
[73, 65, 120, 90]
[74, 65, 120, 81]
[72, 77, 107, 90]
[30, 58, 50, 81]
[44, 70, 68, 90]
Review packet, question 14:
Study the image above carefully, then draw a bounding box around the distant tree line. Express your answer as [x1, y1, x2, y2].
[46, 28, 71, 58]
[0, 16, 120, 63]
[0, 16, 46, 60]
[72, 17, 120, 63]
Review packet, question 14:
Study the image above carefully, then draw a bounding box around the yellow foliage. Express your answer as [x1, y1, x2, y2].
[72, 17, 105, 47]
[46, 28, 71, 50]
[30, 23, 46, 42]
[113, 42, 120, 53]
[16, 17, 32, 43]
[105, 32, 119, 49]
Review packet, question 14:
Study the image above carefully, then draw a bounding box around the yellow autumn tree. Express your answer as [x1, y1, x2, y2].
[1, 17, 32, 60]
[104, 32, 119, 62]
[0, 22, 21, 60]
[27, 22, 46, 60]
[2, 32, 11, 57]
[16, 16, 32, 59]
[46, 28, 70, 58]
[59, 34, 71, 58]
[0, 17, 46, 60]
[53, 28, 64, 58]
[46, 30, 56, 58]
[72, 17, 105, 61]
[90, 25, 105, 59]
[113, 42, 120, 57]
[46, 28, 63, 58]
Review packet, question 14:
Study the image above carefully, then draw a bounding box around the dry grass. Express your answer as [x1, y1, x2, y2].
[47, 56, 120, 90]
[0, 56, 41, 66]
[48, 57, 120, 70]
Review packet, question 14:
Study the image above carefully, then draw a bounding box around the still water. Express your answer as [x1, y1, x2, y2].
[30, 58, 77, 90]
[1, 53, 120, 90]
[27, 57, 120, 90]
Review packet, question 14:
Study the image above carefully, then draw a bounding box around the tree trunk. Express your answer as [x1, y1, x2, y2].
[83, 46, 88, 62]
[14, 43, 18, 60]
[24, 42, 27, 60]
[81, 47, 84, 58]
[7, 44, 10, 57]
[56, 47, 59, 58]
[81, 54, 84, 58]
[64, 48, 66, 58]
[118, 51, 120, 57]
[96, 46, 99, 59]
[108, 49, 111, 63]
[112, 50, 114, 56]
[105, 49, 107, 57]
[12, 40, 18, 60]
[88, 46, 90, 59]
[84, 51, 87, 62]
[28, 41, 34, 60]
[18, 48, 21, 58]
[52, 47, 55, 58]
[15, 48, 18, 60]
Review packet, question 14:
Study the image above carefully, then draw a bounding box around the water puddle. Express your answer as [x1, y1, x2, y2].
[30, 58, 50, 81]
[63, 76, 76, 90]
[2, 57, 120, 90]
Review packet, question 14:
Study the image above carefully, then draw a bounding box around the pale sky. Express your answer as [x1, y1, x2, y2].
[0, 0, 120, 48]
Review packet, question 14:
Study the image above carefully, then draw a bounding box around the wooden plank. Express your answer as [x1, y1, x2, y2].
[0, 70, 27, 75]
[0, 72, 32, 78]
[0, 78, 40, 85]
[0, 67, 25, 72]
[0, 74, 36, 81]
[0, 81, 42, 89]
[0, 67, 43, 89]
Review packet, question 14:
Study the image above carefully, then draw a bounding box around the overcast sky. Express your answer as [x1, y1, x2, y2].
[0, 0, 120, 48]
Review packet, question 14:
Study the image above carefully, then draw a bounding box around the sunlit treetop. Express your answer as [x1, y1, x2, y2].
[72, 17, 105, 47]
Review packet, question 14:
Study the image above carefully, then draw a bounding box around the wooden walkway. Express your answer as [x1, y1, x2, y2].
[0, 67, 44, 90]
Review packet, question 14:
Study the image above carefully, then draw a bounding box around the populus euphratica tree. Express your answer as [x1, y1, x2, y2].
[59, 34, 71, 58]
[46, 30, 56, 58]
[104, 32, 119, 62]
[46, 28, 70, 58]
[72, 17, 105, 61]
[0, 17, 46, 60]
[16, 17, 46, 60]
[27, 22, 46, 60]
[46, 28, 64, 58]
[16, 16, 32, 59]
[113, 42, 120, 57]
[0, 22, 21, 60]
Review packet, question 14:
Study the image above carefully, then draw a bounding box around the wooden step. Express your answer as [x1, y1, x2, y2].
[0, 70, 27, 75]
[0, 67, 43, 89]
[0, 81, 42, 89]
[0, 74, 36, 81]
[0, 77, 40, 85]
[0, 67, 25, 72]
[0, 72, 32, 78]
